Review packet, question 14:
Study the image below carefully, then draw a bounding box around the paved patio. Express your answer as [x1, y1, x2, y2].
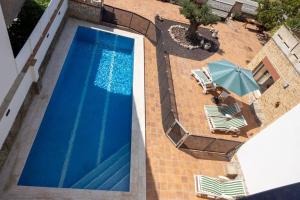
[170, 55, 261, 142]
[103, 0, 263, 199]
[0, 0, 264, 199]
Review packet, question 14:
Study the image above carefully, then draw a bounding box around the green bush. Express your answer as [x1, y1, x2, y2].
[286, 13, 300, 31]
[257, 0, 300, 32]
[7, 0, 51, 57]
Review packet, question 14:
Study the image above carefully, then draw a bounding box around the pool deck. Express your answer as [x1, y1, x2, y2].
[102, 0, 263, 199]
[145, 25, 261, 199]
[0, 18, 146, 200]
[0, 1, 265, 200]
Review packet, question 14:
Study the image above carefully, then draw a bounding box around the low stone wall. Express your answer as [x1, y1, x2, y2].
[248, 39, 300, 127]
[68, 0, 102, 24]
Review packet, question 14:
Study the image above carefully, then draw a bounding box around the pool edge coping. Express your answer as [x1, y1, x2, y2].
[0, 17, 146, 200]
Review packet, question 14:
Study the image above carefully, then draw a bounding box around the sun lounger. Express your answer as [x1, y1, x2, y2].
[207, 115, 248, 133]
[194, 175, 247, 199]
[191, 69, 216, 94]
[204, 103, 241, 118]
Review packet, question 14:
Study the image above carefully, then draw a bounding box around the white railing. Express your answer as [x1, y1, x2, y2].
[0, 0, 68, 148]
[15, 40, 33, 72]
[15, 0, 66, 73]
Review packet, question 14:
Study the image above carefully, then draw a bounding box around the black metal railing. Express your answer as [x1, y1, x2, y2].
[102, 5, 160, 44]
[159, 52, 242, 160]
[99, 4, 243, 160]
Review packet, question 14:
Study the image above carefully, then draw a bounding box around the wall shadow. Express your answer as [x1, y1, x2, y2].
[154, 18, 241, 162]
[204, 93, 261, 138]
[155, 17, 220, 61]
[242, 182, 300, 200]
[131, 99, 158, 200]
[101, 4, 159, 46]
[226, 96, 261, 136]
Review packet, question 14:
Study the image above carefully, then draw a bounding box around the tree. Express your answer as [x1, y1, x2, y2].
[257, 0, 285, 30]
[178, 0, 219, 40]
[286, 13, 300, 31]
[257, 0, 300, 31]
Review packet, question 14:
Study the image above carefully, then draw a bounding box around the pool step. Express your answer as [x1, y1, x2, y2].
[84, 153, 130, 189]
[110, 174, 130, 191]
[96, 162, 130, 190]
[71, 143, 130, 188]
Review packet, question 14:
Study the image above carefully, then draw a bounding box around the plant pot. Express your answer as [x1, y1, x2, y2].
[199, 39, 204, 47]
[212, 31, 218, 38]
[204, 43, 211, 50]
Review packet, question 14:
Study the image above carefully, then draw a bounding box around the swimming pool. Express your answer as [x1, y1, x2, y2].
[18, 26, 134, 192]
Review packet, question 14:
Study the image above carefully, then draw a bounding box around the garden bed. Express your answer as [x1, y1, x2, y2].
[168, 25, 215, 50]
[155, 17, 220, 61]
[7, 0, 51, 56]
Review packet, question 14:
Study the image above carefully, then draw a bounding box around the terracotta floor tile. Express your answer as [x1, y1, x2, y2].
[104, 0, 263, 199]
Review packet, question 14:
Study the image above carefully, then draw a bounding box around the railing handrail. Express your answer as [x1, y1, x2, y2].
[101, 4, 160, 45]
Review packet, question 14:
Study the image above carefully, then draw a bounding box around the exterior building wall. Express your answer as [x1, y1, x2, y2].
[0, 5, 18, 105]
[68, 0, 102, 24]
[0, 0, 26, 26]
[248, 39, 300, 127]
[237, 104, 300, 194]
[0, 0, 68, 149]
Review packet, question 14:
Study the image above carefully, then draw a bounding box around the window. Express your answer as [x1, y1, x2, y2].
[253, 62, 275, 93]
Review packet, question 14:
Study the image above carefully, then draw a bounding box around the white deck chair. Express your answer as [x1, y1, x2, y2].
[204, 103, 241, 118]
[191, 69, 216, 94]
[194, 175, 247, 199]
[207, 115, 248, 133]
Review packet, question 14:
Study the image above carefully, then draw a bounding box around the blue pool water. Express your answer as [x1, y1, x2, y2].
[18, 27, 134, 192]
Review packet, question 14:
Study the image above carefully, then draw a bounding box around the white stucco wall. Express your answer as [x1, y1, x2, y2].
[33, 0, 68, 78]
[0, 4, 18, 105]
[0, 0, 68, 148]
[237, 104, 300, 194]
[0, 0, 26, 26]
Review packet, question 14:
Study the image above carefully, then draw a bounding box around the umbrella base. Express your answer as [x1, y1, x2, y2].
[211, 96, 221, 105]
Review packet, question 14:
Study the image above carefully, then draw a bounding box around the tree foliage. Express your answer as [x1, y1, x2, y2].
[286, 11, 300, 32]
[257, 0, 300, 31]
[7, 0, 51, 56]
[178, 0, 219, 39]
[179, 0, 219, 26]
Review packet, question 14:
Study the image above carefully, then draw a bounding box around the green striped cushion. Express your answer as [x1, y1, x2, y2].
[200, 176, 222, 196]
[227, 116, 247, 129]
[194, 70, 211, 84]
[198, 176, 246, 198]
[222, 180, 246, 197]
[222, 104, 240, 115]
[210, 117, 228, 128]
[210, 116, 247, 131]
[205, 104, 240, 117]
[205, 106, 224, 117]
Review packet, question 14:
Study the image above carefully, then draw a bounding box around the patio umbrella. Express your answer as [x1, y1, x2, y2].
[208, 60, 259, 96]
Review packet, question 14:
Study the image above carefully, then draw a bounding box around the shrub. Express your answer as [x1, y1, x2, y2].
[7, 0, 51, 56]
[257, 0, 300, 32]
